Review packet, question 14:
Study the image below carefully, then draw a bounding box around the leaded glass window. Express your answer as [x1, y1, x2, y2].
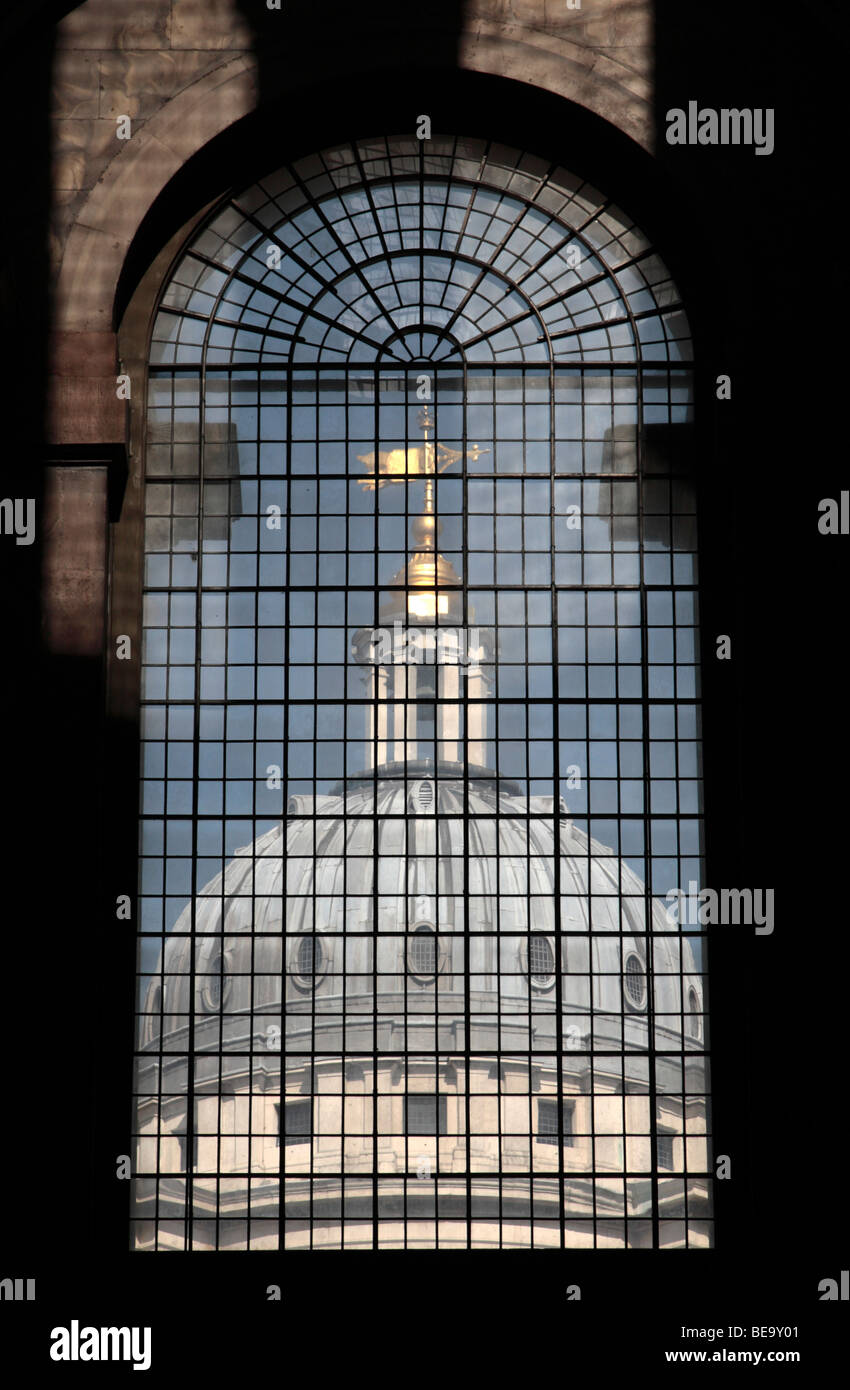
[132, 136, 712, 1254]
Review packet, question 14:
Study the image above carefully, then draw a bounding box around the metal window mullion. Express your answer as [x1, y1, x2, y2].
[371, 364, 380, 1250]
[459, 358, 474, 1249]
[278, 363, 293, 1248]
[637, 358, 661, 1250]
[547, 348, 570, 1249]
[180, 323, 213, 1251]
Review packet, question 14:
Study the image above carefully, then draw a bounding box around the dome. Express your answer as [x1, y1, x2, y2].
[145, 766, 703, 1058]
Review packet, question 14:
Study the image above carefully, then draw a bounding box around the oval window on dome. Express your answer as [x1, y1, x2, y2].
[527, 934, 555, 987]
[624, 954, 647, 1009]
[687, 987, 701, 1038]
[408, 925, 438, 979]
[294, 933, 323, 983]
[200, 951, 227, 1012]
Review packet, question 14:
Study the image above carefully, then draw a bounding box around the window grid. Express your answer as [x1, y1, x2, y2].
[132, 140, 711, 1254]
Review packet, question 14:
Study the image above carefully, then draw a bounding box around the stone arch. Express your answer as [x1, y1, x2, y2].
[52, 1, 653, 352]
[55, 55, 258, 336]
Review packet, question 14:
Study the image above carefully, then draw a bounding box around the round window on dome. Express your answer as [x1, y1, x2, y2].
[624, 954, 646, 1009]
[408, 924, 438, 979]
[527, 934, 555, 988]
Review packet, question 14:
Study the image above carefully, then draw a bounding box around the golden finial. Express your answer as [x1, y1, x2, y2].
[356, 405, 488, 489]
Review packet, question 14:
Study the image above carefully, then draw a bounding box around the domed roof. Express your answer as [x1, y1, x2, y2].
[146, 767, 703, 1057]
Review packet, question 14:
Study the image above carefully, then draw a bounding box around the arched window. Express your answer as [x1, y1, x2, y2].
[133, 136, 711, 1253]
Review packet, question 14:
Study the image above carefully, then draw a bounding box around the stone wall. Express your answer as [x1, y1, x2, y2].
[48, 0, 652, 448]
